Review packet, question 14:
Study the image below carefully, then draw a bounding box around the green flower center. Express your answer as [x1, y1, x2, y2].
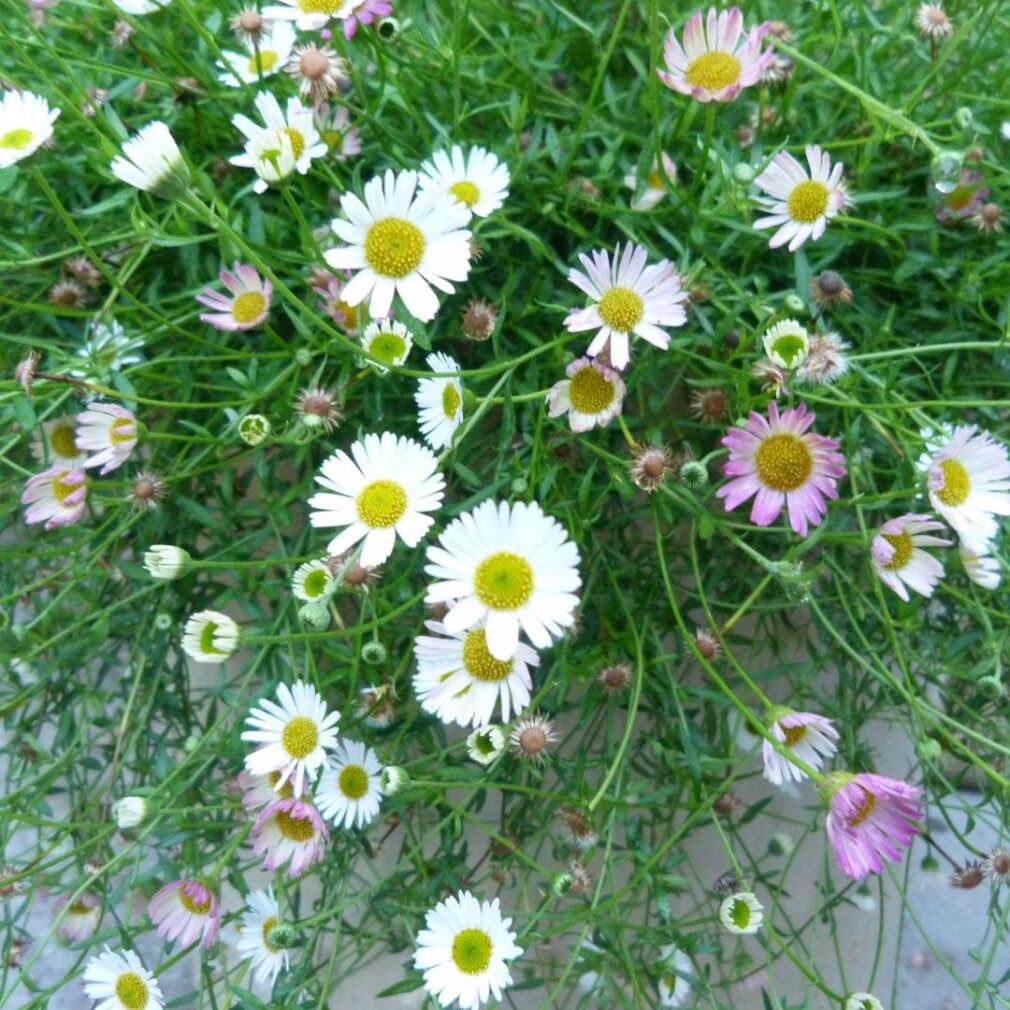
[338, 764, 369, 799]
[0, 128, 33, 151]
[769, 333, 807, 367]
[451, 928, 493, 974]
[786, 180, 829, 224]
[442, 383, 462, 419]
[275, 809, 315, 841]
[364, 217, 425, 278]
[472, 730, 497, 756]
[754, 433, 813, 492]
[882, 530, 913, 571]
[462, 628, 513, 682]
[368, 331, 408, 366]
[597, 286, 643, 333]
[685, 51, 741, 90]
[355, 479, 408, 528]
[729, 897, 751, 930]
[936, 458, 970, 507]
[303, 569, 331, 599]
[248, 49, 279, 74]
[50, 423, 79, 459]
[449, 180, 481, 207]
[199, 620, 226, 655]
[115, 973, 149, 1009]
[568, 364, 615, 414]
[474, 551, 534, 610]
[282, 715, 319, 759]
[232, 290, 266, 324]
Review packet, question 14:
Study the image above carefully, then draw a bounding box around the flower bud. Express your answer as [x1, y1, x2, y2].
[915, 738, 942, 761]
[238, 413, 271, 446]
[294, 347, 313, 367]
[361, 640, 387, 665]
[298, 602, 331, 630]
[379, 766, 409, 795]
[112, 796, 148, 829]
[265, 922, 299, 948]
[679, 460, 708, 489]
[954, 107, 973, 130]
[733, 163, 756, 184]
[143, 545, 191, 580]
[783, 293, 805, 314]
[510, 477, 528, 495]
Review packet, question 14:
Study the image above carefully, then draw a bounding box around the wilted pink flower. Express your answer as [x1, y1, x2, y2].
[762, 709, 839, 786]
[76, 403, 138, 474]
[195, 263, 272, 331]
[55, 891, 102, 941]
[870, 514, 951, 601]
[252, 798, 329, 877]
[22, 466, 87, 529]
[342, 0, 391, 40]
[822, 772, 924, 880]
[312, 269, 360, 333]
[934, 169, 988, 223]
[716, 402, 846, 536]
[148, 879, 220, 948]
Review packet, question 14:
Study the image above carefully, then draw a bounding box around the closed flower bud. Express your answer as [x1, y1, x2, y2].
[361, 640, 387, 665]
[915, 738, 942, 761]
[112, 796, 148, 829]
[143, 545, 191, 580]
[298, 602, 331, 629]
[679, 460, 708, 489]
[733, 163, 756, 184]
[379, 766, 409, 795]
[783, 293, 805, 314]
[238, 414, 271, 446]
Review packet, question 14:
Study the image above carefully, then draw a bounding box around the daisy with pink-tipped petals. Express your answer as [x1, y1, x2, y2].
[820, 772, 924, 880]
[22, 466, 87, 530]
[196, 263, 272, 331]
[762, 708, 839, 786]
[754, 146, 850, 252]
[76, 403, 137, 474]
[252, 798, 329, 877]
[564, 243, 687, 371]
[716, 402, 846, 536]
[148, 879, 219, 948]
[56, 891, 102, 941]
[657, 7, 773, 104]
[870, 514, 951, 601]
[341, 0, 392, 39]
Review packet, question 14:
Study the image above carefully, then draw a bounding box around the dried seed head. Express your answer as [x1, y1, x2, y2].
[0, 866, 26, 900]
[357, 685, 396, 728]
[694, 627, 722, 661]
[972, 202, 1003, 233]
[5, 938, 27, 968]
[111, 20, 134, 47]
[469, 237, 483, 262]
[461, 298, 498, 341]
[65, 255, 102, 288]
[295, 385, 342, 433]
[713, 792, 742, 817]
[558, 806, 596, 849]
[84, 857, 105, 877]
[915, 3, 953, 40]
[569, 860, 593, 894]
[986, 847, 1010, 883]
[687, 280, 710, 303]
[510, 713, 557, 765]
[736, 123, 756, 149]
[48, 279, 86, 308]
[130, 471, 168, 511]
[598, 662, 632, 694]
[689, 386, 729, 423]
[950, 861, 985, 890]
[14, 351, 40, 396]
[764, 20, 794, 41]
[810, 270, 852, 310]
[287, 44, 348, 104]
[326, 552, 377, 590]
[630, 444, 673, 492]
[230, 8, 264, 41]
[81, 88, 108, 119]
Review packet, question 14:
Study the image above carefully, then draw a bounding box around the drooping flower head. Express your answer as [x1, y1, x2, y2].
[312, 268, 360, 331]
[22, 466, 87, 530]
[181, 610, 240, 664]
[110, 122, 189, 199]
[657, 943, 693, 1008]
[419, 145, 511, 218]
[76, 403, 138, 474]
[820, 771, 924, 880]
[308, 432, 445, 567]
[196, 263, 272, 331]
[754, 145, 849, 251]
[657, 7, 773, 103]
[232, 93, 326, 183]
[413, 891, 523, 1010]
[32, 416, 87, 468]
[72, 318, 144, 380]
[291, 559, 337, 602]
[315, 739, 384, 829]
[56, 891, 102, 941]
[314, 104, 361, 160]
[925, 425, 1010, 552]
[564, 243, 687, 371]
[716, 401, 846, 536]
[762, 708, 839, 786]
[83, 947, 163, 1010]
[870, 514, 951, 601]
[148, 879, 219, 948]
[424, 499, 581, 661]
[762, 319, 809, 370]
[235, 887, 290, 988]
[324, 168, 472, 322]
[415, 352, 464, 450]
[624, 152, 677, 211]
[466, 725, 506, 765]
[0, 89, 60, 168]
[960, 546, 1001, 590]
[547, 357, 626, 433]
[252, 798, 329, 877]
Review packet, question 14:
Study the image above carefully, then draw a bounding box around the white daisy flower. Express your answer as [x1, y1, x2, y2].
[466, 725, 506, 765]
[56, 891, 102, 942]
[546, 356, 625, 433]
[218, 22, 296, 86]
[761, 708, 839, 786]
[113, 0, 170, 12]
[0, 89, 60, 168]
[657, 943, 692, 1008]
[236, 888, 290, 989]
[241, 680, 340, 796]
[413, 618, 538, 728]
[72, 319, 144, 380]
[262, 0, 356, 31]
[624, 152, 677, 211]
[315, 739, 383, 829]
[32, 415, 87, 468]
[83, 947, 163, 1010]
[926, 425, 1010, 552]
[870, 513, 951, 601]
[413, 891, 523, 1010]
[754, 145, 849, 252]
[415, 352, 463, 450]
[719, 891, 763, 934]
[291, 559, 337, 602]
[762, 318, 809, 369]
[76, 403, 138, 474]
[419, 145, 510, 218]
[181, 610, 240, 664]
[231, 93, 325, 189]
[110, 121, 189, 199]
[960, 545, 1001, 589]
[307, 432, 445, 568]
[324, 168, 473, 322]
[424, 499, 581, 661]
[564, 242, 687, 371]
[360, 319, 413, 372]
[845, 994, 884, 1010]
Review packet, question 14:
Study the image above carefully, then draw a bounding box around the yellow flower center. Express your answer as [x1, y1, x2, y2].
[847, 788, 875, 828]
[786, 180, 830, 223]
[597, 286, 644, 333]
[261, 915, 279, 952]
[323, 129, 344, 150]
[781, 723, 807, 747]
[268, 770, 294, 799]
[568, 364, 615, 414]
[69, 900, 93, 914]
[462, 628, 513, 682]
[0, 128, 33, 150]
[451, 927, 493, 974]
[282, 715, 319, 759]
[338, 764, 369, 799]
[179, 886, 212, 915]
[50, 423, 79, 459]
[685, 51, 741, 91]
[882, 530, 913, 571]
[944, 184, 973, 211]
[199, 620, 226, 655]
[284, 128, 305, 160]
[729, 897, 751, 930]
[364, 217, 426, 278]
[647, 168, 665, 190]
[115, 973, 149, 1009]
[302, 569, 330, 598]
[442, 383, 462, 419]
[753, 433, 813, 492]
[367, 330, 408, 366]
[247, 49, 279, 74]
[297, 0, 343, 13]
[109, 417, 135, 444]
[474, 551, 534, 610]
[275, 809, 316, 841]
[449, 180, 481, 207]
[232, 290, 266, 324]
[355, 479, 408, 528]
[935, 458, 970, 507]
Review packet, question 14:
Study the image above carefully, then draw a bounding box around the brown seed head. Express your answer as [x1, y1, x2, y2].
[48, 280, 86, 308]
[764, 20, 794, 41]
[569, 860, 593, 894]
[65, 255, 102, 288]
[111, 20, 134, 47]
[973, 202, 1003, 233]
[630, 444, 673, 492]
[130, 471, 168, 511]
[231, 8, 264, 40]
[14, 351, 40, 396]
[950, 861, 986, 890]
[986, 847, 1010, 882]
[598, 662, 632, 694]
[295, 386, 342, 433]
[510, 714, 557, 765]
[810, 270, 852, 310]
[694, 628, 722, 661]
[689, 387, 729, 423]
[461, 298, 498, 341]
[713, 792, 742, 817]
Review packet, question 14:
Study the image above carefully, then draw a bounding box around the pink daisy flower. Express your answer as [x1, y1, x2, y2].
[547, 357, 626, 433]
[870, 514, 951, 601]
[56, 891, 102, 941]
[312, 269, 361, 333]
[148, 879, 219, 948]
[342, 0, 392, 40]
[314, 105, 362, 161]
[657, 7, 773, 103]
[237, 769, 297, 810]
[762, 709, 839, 786]
[195, 263, 272, 331]
[252, 798, 329, 877]
[716, 402, 846, 536]
[76, 403, 138, 474]
[821, 772, 924, 880]
[22, 466, 87, 529]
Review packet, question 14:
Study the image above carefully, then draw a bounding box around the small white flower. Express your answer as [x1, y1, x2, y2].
[657, 943, 692, 1008]
[76, 403, 138, 474]
[111, 796, 148, 828]
[419, 145, 510, 218]
[870, 514, 951, 601]
[415, 352, 463, 450]
[32, 415, 87, 468]
[110, 121, 189, 198]
[316, 739, 383, 829]
[360, 319, 413, 373]
[242, 680, 340, 796]
[236, 887, 290, 989]
[719, 891, 763, 934]
[262, 0, 357, 31]
[762, 318, 809, 369]
[466, 725, 506, 765]
[83, 947, 163, 1010]
[379, 766, 409, 795]
[181, 610, 239, 664]
[72, 319, 144, 380]
[218, 22, 296, 86]
[960, 545, 1001, 589]
[291, 559, 336, 602]
[624, 152, 677, 211]
[845, 994, 884, 1010]
[761, 709, 839, 786]
[113, 0, 170, 12]
[0, 89, 60, 168]
[143, 545, 191, 580]
[413, 891, 523, 1010]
